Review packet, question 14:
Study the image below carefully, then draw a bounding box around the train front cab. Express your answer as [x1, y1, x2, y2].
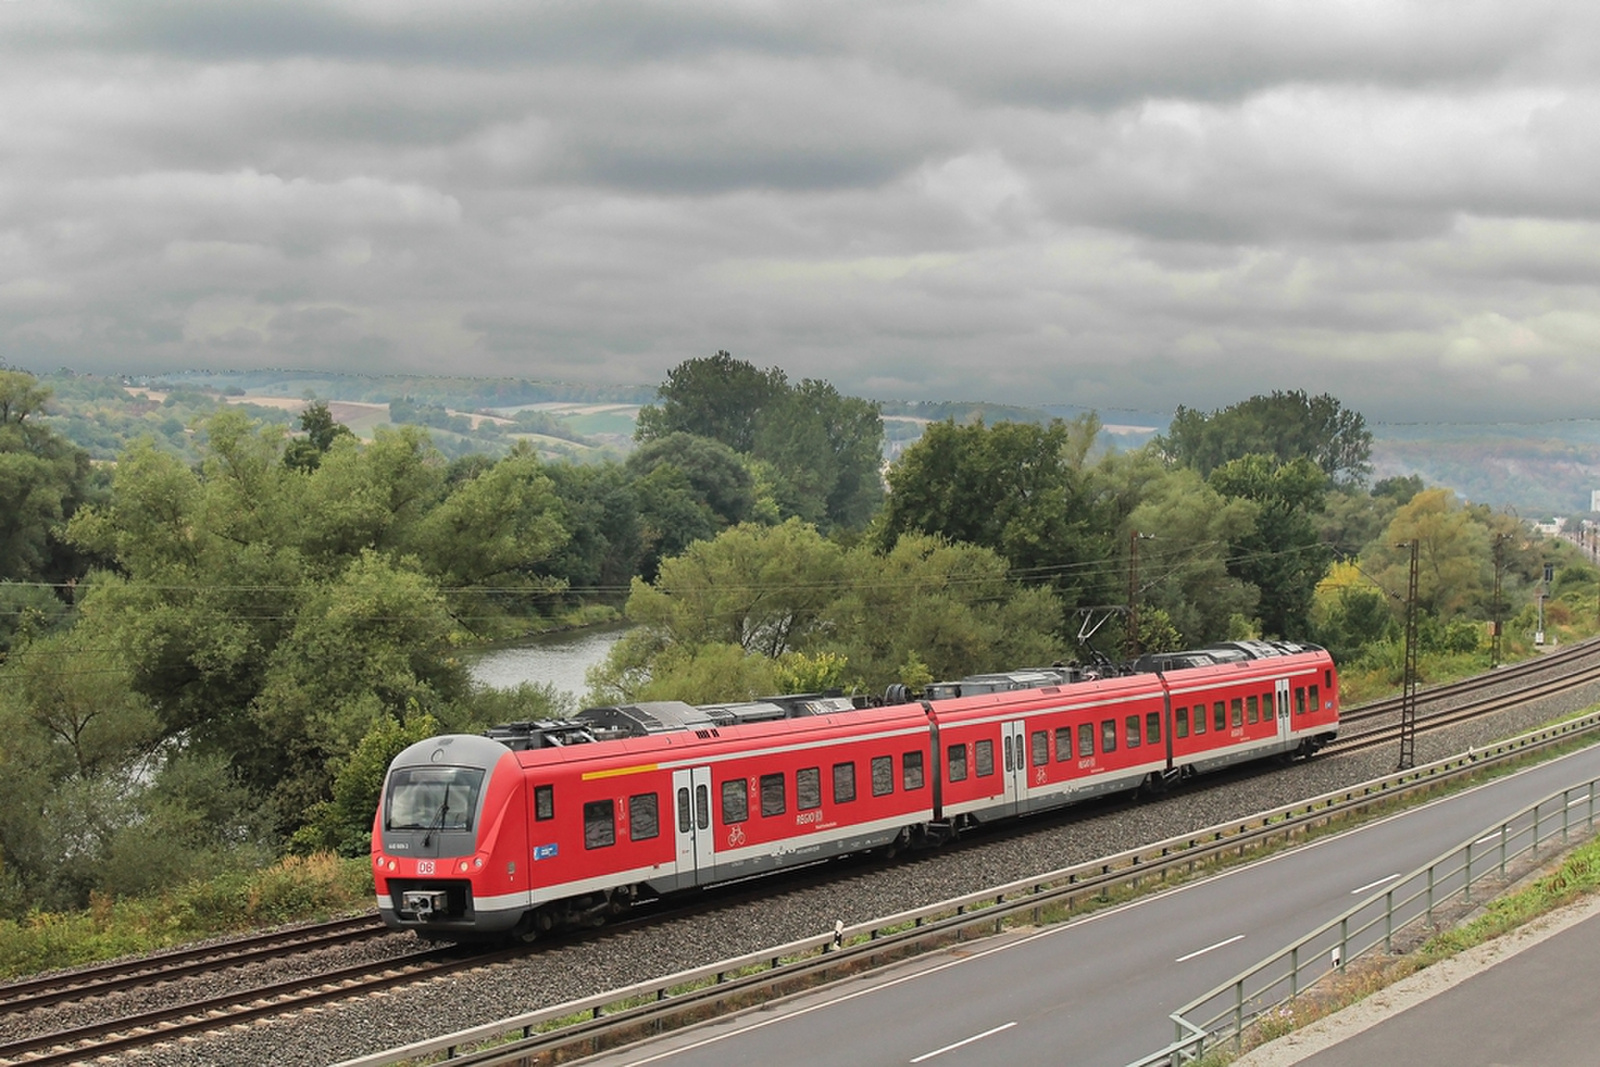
[373, 734, 531, 938]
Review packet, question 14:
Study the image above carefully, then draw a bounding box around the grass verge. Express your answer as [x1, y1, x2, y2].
[0, 852, 374, 981]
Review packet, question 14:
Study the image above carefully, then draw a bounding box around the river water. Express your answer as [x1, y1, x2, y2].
[466, 625, 630, 701]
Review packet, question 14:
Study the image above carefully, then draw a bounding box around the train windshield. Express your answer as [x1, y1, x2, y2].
[385, 767, 486, 833]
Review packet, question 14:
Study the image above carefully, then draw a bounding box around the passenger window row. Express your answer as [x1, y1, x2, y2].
[577, 680, 1332, 849]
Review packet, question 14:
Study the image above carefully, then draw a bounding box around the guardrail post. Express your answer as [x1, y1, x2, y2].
[1465, 842, 1473, 903]
[1563, 790, 1571, 842]
[1385, 888, 1394, 952]
[1427, 866, 1435, 924]
[1234, 982, 1245, 1052]
[1533, 805, 1541, 852]
[1290, 945, 1299, 999]
[1339, 917, 1349, 973]
[1500, 825, 1507, 877]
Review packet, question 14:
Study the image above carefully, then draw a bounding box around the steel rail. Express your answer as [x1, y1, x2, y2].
[0, 914, 387, 1013]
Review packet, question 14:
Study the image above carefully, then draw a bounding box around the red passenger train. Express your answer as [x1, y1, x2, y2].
[372, 640, 1338, 940]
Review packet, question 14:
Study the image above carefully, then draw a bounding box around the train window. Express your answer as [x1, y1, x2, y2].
[1325, 668, 1333, 689]
[976, 739, 995, 776]
[1078, 722, 1094, 758]
[1054, 727, 1072, 762]
[760, 773, 787, 817]
[1003, 736, 1014, 772]
[948, 744, 968, 783]
[1101, 719, 1117, 753]
[1296, 687, 1307, 716]
[535, 784, 555, 822]
[1175, 707, 1189, 739]
[1264, 692, 1276, 719]
[1147, 711, 1161, 744]
[1230, 698, 1243, 727]
[386, 766, 485, 833]
[1031, 731, 1049, 767]
[1309, 684, 1320, 712]
[833, 762, 857, 803]
[903, 751, 925, 790]
[798, 767, 822, 811]
[871, 756, 894, 796]
[1213, 702, 1227, 732]
[629, 793, 659, 841]
[721, 780, 749, 824]
[1247, 696, 1259, 724]
[676, 788, 691, 833]
[583, 800, 615, 850]
[1125, 715, 1141, 749]
[1193, 706, 1206, 735]
[696, 785, 710, 830]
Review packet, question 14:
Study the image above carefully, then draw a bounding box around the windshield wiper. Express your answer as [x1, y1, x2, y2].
[422, 796, 450, 848]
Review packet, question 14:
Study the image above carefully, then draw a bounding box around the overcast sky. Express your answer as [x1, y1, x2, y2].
[3, 1, 1599, 422]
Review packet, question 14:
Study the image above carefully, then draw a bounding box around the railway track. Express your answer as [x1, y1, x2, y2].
[1331, 638, 1600, 754]
[0, 914, 387, 1015]
[9, 639, 1600, 1065]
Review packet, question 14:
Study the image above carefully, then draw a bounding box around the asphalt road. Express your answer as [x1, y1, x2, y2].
[576, 743, 1600, 1067]
[1281, 902, 1600, 1067]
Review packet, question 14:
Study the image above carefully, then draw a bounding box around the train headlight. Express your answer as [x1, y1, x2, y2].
[386, 859, 397, 872]
[457, 860, 470, 873]
[474, 857, 483, 868]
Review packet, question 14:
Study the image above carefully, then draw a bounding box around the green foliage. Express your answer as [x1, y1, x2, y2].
[1159, 390, 1371, 484]
[636, 350, 787, 454]
[293, 714, 442, 857]
[283, 400, 355, 472]
[879, 416, 1112, 613]
[0, 370, 96, 586]
[772, 650, 850, 694]
[1208, 455, 1331, 638]
[1312, 584, 1395, 663]
[0, 852, 373, 981]
[638, 353, 884, 532]
[625, 519, 847, 657]
[592, 525, 1064, 700]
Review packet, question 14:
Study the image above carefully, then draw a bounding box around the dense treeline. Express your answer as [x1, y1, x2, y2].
[0, 358, 1584, 919]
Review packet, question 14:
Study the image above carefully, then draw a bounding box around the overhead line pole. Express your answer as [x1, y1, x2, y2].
[1398, 539, 1420, 771]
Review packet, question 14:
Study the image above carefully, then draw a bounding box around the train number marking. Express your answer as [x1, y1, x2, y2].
[417, 860, 435, 875]
[795, 810, 823, 827]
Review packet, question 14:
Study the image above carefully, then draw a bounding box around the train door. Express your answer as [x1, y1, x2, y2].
[1001, 720, 1028, 814]
[672, 767, 714, 886]
[1275, 678, 1292, 746]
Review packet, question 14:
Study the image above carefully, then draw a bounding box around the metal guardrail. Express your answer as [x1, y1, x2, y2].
[1129, 775, 1600, 1067]
[335, 707, 1600, 1067]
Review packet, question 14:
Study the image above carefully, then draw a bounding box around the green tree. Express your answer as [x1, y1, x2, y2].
[752, 380, 885, 529]
[636, 351, 788, 453]
[1122, 465, 1260, 644]
[1365, 488, 1491, 618]
[283, 400, 355, 472]
[824, 534, 1063, 690]
[878, 417, 1111, 610]
[0, 369, 95, 585]
[1159, 391, 1371, 484]
[624, 519, 848, 657]
[1208, 455, 1332, 638]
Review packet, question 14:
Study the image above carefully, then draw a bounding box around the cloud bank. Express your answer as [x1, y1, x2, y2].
[4, 0, 1600, 421]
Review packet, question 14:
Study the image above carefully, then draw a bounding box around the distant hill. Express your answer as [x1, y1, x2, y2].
[35, 369, 1600, 519]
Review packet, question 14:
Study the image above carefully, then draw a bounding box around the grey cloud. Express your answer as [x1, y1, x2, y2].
[4, 1, 1600, 427]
